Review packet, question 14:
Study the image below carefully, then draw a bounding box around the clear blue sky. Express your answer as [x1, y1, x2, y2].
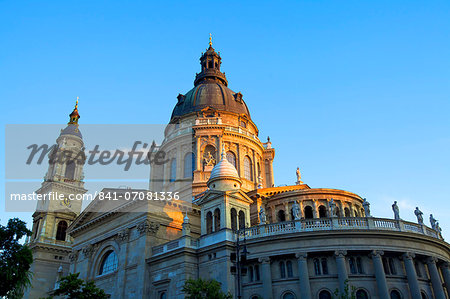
[1, 1, 449, 239]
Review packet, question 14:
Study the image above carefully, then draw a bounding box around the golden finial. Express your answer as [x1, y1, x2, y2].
[75, 96, 79, 109]
[209, 33, 212, 47]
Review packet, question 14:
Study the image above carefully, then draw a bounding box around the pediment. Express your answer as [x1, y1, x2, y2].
[195, 189, 253, 206]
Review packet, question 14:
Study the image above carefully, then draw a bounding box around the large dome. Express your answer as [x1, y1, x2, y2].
[171, 82, 250, 120]
[170, 44, 251, 121]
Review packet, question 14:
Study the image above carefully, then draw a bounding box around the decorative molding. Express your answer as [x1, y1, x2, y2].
[401, 252, 415, 260]
[369, 250, 384, 258]
[115, 228, 130, 243]
[258, 256, 271, 264]
[137, 219, 160, 236]
[295, 252, 308, 260]
[334, 250, 347, 257]
[82, 244, 94, 258]
[68, 251, 79, 263]
[426, 256, 438, 264]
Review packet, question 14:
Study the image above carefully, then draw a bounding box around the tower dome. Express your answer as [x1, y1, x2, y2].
[171, 37, 251, 121]
[207, 145, 241, 191]
[60, 97, 82, 139]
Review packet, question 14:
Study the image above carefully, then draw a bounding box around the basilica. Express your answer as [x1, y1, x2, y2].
[25, 40, 450, 299]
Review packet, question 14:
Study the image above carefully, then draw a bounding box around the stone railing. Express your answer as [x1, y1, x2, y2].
[195, 117, 222, 125]
[152, 236, 199, 257]
[238, 217, 443, 241]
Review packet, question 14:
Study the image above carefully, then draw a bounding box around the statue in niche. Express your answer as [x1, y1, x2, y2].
[392, 201, 400, 220]
[329, 198, 336, 217]
[292, 202, 301, 220]
[414, 207, 424, 225]
[259, 206, 267, 224]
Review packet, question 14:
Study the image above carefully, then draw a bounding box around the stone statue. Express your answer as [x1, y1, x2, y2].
[329, 198, 336, 217]
[430, 214, 437, 230]
[259, 206, 266, 224]
[203, 151, 216, 166]
[392, 201, 400, 220]
[363, 198, 371, 217]
[414, 207, 424, 225]
[435, 222, 442, 236]
[257, 174, 263, 189]
[296, 167, 302, 185]
[292, 202, 301, 220]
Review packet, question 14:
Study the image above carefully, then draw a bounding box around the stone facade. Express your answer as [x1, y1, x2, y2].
[25, 43, 450, 299]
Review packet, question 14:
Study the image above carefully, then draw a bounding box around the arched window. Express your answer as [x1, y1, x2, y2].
[160, 292, 167, 299]
[304, 206, 313, 219]
[65, 160, 76, 180]
[226, 151, 236, 167]
[254, 264, 260, 281]
[56, 221, 67, 241]
[356, 289, 369, 299]
[314, 258, 321, 275]
[184, 153, 195, 178]
[230, 208, 237, 231]
[243, 156, 253, 181]
[98, 250, 118, 275]
[206, 211, 213, 234]
[360, 208, 365, 217]
[170, 158, 176, 182]
[356, 257, 364, 274]
[238, 210, 245, 229]
[279, 261, 286, 278]
[335, 207, 341, 217]
[415, 261, 422, 277]
[282, 292, 295, 299]
[420, 291, 428, 299]
[318, 205, 327, 218]
[344, 208, 351, 217]
[349, 257, 357, 274]
[286, 261, 293, 277]
[277, 210, 286, 222]
[390, 290, 401, 299]
[214, 208, 220, 231]
[319, 290, 332, 299]
[384, 257, 397, 275]
[321, 258, 329, 274]
[354, 209, 359, 217]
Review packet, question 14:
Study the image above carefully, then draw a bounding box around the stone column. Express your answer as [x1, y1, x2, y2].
[402, 252, 421, 299]
[426, 257, 446, 299]
[258, 257, 273, 299]
[334, 250, 348, 293]
[370, 250, 389, 299]
[284, 202, 291, 221]
[195, 136, 201, 171]
[312, 199, 318, 218]
[441, 262, 450, 296]
[295, 252, 311, 299]
[299, 201, 304, 218]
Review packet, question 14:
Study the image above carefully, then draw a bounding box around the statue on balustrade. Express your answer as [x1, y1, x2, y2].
[392, 201, 400, 220]
[430, 214, 437, 230]
[329, 198, 336, 217]
[435, 222, 442, 238]
[292, 202, 301, 220]
[295, 167, 302, 185]
[363, 198, 371, 217]
[414, 207, 424, 225]
[259, 206, 267, 225]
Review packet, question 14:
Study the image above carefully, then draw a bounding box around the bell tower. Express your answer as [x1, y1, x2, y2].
[25, 98, 87, 299]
